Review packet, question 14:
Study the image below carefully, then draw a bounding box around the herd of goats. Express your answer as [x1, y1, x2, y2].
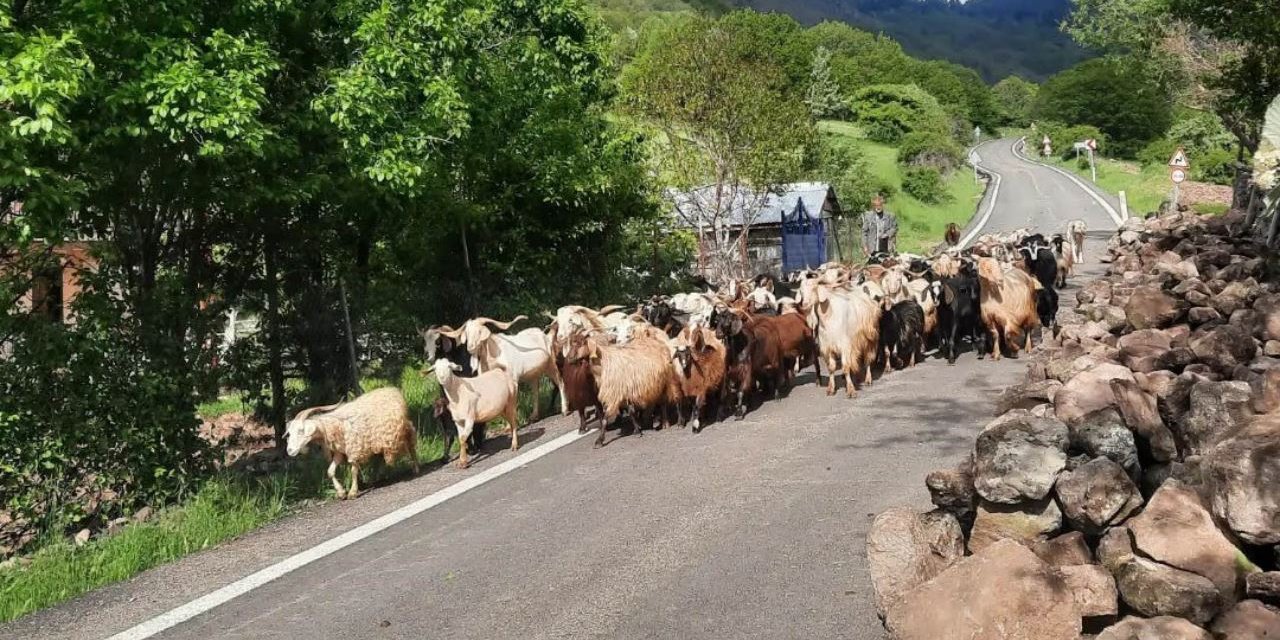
[283, 220, 1089, 499]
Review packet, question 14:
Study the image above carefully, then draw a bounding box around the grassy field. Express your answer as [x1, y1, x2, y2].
[1045, 154, 1173, 216]
[0, 364, 560, 623]
[819, 121, 987, 254]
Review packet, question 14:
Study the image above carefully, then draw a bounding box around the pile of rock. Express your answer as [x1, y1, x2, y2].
[868, 210, 1280, 639]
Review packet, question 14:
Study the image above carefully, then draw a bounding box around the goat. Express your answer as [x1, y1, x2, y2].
[419, 325, 475, 375]
[745, 286, 780, 315]
[432, 359, 520, 468]
[750, 308, 817, 386]
[434, 396, 484, 464]
[797, 277, 881, 397]
[1051, 234, 1073, 289]
[586, 329, 679, 447]
[976, 257, 1041, 360]
[286, 388, 419, 499]
[879, 299, 926, 369]
[937, 270, 983, 364]
[440, 315, 563, 420]
[556, 333, 606, 435]
[944, 222, 961, 247]
[1066, 219, 1088, 263]
[931, 252, 961, 279]
[671, 325, 727, 433]
[1019, 240, 1059, 332]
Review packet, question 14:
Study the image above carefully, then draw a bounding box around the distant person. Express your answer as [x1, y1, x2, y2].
[861, 195, 898, 257]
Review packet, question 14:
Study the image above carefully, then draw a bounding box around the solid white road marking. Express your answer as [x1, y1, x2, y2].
[1012, 138, 1124, 227]
[958, 140, 1004, 249]
[108, 427, 593, 640]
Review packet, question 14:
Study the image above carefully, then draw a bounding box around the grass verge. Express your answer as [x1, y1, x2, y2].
[1045, 155, 1173, 216]
[820, 121, 986, 254]
[0, 362, 560, 623]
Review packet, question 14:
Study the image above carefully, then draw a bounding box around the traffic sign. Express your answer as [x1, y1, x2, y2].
[1086, 138, 1098, 151]
[1171, 168, 1187, 184]
[1168, 147, 1190, 168]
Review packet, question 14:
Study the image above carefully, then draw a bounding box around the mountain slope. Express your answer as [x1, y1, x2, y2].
[731, 0, 1090, 82]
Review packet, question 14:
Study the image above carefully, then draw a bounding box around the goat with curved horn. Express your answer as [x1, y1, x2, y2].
[436, 325, 464, 340]
[292, 401, 343, 424]
[475, 315, 527, 331]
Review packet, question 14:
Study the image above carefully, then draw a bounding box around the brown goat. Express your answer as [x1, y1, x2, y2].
[944, 222, 961, 247]
[752, 310, 816, 385]
[672, 326, 727, 432]
[976, 257, 1041, 360]
[557, 333, 606, 435]
[587, 330, 679, 448]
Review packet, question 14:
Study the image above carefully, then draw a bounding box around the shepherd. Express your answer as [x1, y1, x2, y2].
[861, 194, 899, 257]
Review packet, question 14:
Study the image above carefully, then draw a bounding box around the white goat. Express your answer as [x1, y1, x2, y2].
[432, 359, 519, 468]
[439, 315, 564, 419]
[1066, 219, 1088, 263]
[285, 388, 418, 499]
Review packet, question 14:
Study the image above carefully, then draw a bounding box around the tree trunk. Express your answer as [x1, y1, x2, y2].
[460, 220, 476, 317]
[263, 233, 288, 447]
[339, 278, 360, 395]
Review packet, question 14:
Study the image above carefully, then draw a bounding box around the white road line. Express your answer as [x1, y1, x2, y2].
[108, 427, 593, 640]
[1011, 138, 1124, 227]
[958, 141, 1003, 249]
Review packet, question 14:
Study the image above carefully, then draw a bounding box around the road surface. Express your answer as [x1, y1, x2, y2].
[3, 139, 1120, 640]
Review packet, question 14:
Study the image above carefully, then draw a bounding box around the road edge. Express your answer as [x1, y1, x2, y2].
[1011, 137, 1126, 227]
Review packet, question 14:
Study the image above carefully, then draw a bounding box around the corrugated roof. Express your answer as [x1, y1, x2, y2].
[670, 182, 836, 229]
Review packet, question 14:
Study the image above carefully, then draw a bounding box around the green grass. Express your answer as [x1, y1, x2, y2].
[0, 362, 565, 622]
[820, 121, 986, 254]
[1045, 154, 1174, 217]
[196, 393, 247, 419]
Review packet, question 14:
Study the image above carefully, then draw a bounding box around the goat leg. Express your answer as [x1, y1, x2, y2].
[529, 382, 541, 422]
[691, 394, 704, 433]
[577, 408, 589, 434]
[328, 458, 346, 499]
[346, 463, 360, 500]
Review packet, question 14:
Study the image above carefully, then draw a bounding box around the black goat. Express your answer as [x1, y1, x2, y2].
[1020, 241, 1059, 331]
[420, 326, 475, 376]
[879, 299, 926, 370]
[937, 268, 983, 365]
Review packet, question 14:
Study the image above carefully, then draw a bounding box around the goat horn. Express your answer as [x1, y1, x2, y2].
[597, 304, 625, 315]
[542, 311, 557, 321]
[904, 269, 929, 278]
[477, 315, 527, 331]
[293, 402, 343, 423]
[436, 325, 464, 340]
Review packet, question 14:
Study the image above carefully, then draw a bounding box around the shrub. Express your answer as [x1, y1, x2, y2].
[902, 167, 948, 204]
[0, 274, 211, 558]
[849, 84, 950, 145]
[897, 131, 964, 174]
[1194, 148, 1238, 186]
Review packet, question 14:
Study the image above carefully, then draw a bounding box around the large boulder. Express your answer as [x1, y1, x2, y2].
[866, 508, 965, 618]
[1068, 409, 1139, 477]
[925, 457, 977, 519]
[1111, 379, 1178, 462]
[1126, 286, 1185, 330]
[1100, 526, 1224, 624]
[1203, 415, 1280, 546]
[994, 380, 1063, 415]
[1056, 363, 1137, 425]
[1127, 479, 1244, 604]
[1254, 293, 1280, 341]
[1118, 329, 1173, 373]
[1247, 572, 1280, 604]
[1209, 600, 1280, 639]
[1190, 324, 1258, 374]
[1210, 281, 1253, 317]
[969, 497, 1062, 553]
[1059, 563, 1119, 618]
[1031, 531, 1093, 568]
[1181, 380, 1254, 456]
[884, 539, 1081, 640]
[1096, 616, 1212, 640]
[1249, 368, 1280, 414]
[1054, 457, 1144, 534]
[973, 412, 1069, 504]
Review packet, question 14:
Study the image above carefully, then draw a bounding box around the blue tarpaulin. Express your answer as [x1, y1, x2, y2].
[781, 199, 826, 273]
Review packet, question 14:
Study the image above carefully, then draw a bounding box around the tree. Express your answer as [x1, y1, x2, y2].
[849, 84, 951, 145]
[621, 16, 816, 280]
[993, 76, 1039, 127]
[1067, 0, 1280, 155]
[805, 46, 845, 119]
[1035, 58, 1173, 156]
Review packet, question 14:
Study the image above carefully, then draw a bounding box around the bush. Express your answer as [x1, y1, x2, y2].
[849, 84, 950, 145]
[1194, 148, 1237, 186]
[1035, 57, 1172, 158]
[0, 274, 211, 558]
[902, 167, 948, 204]
[897, 131, 964, 174]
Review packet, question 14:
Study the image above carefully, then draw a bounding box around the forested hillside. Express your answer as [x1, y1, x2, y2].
[727, 0, 1090, 82]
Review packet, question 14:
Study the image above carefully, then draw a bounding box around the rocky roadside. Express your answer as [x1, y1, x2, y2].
[867, 209, 1280, 639]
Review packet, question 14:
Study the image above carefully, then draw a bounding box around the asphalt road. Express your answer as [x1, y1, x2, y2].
[3, 139, 1120, 640]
